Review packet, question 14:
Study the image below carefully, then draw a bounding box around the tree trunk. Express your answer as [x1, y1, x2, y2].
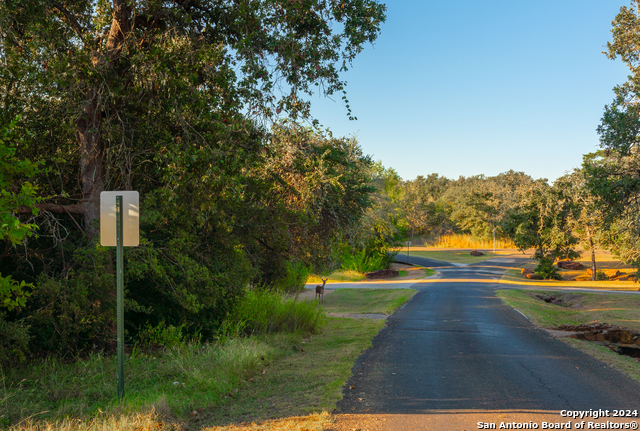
[77, 87, 103, 240]
[537, 234, 544, 259]
[587, 226, 596, 281]
[77, 0, 131, 240]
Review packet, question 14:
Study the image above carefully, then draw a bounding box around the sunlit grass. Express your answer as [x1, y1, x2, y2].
[2, 287, 418, 431]
[402, 250, 498, 264]
[496, 289, 640, 331]
[322, 289, 418, 315]
[307, 270, 364, 284]
[418, 233, 517, 249]
[501, 265, 639, 290]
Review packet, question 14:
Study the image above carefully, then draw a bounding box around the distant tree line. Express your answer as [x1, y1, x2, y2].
[375, 1, 640, 284]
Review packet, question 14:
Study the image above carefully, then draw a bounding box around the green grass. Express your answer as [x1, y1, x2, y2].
[227, 289, 326, 336]
[501, 266, 640, 291]
[1, 288, 416, 430]
[496, 289, 640, 331]
[0, 335, 295, 428]
[423, 268, 436, 277]
[200, 318, 384, 428]
[322, 288, 418, 315]
[562, 338, 640, 385]
[307, 270, 364, 284]
[404, 250, 497, 264]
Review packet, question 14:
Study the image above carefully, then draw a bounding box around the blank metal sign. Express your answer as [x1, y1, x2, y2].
[100, 191, 139, 247]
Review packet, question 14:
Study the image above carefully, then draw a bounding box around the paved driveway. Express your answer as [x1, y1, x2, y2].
[328, 256, 640, 430]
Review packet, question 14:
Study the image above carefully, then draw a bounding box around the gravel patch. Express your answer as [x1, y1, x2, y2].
[327, 313, 389, 320]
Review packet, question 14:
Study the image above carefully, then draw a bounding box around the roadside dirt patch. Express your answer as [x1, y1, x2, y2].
[389, 262, 431, 280]
[532, 293, 584, 308]
[552, 322, 640, 358]
[364, 269, 399, 279]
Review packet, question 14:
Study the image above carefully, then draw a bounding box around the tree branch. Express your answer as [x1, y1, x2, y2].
[49, 1, 85, 39]
[17, 203, 85, 215]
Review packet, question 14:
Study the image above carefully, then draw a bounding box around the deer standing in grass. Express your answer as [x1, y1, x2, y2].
[316, 278, 328, 302]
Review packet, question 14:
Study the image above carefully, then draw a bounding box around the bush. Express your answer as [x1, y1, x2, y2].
[136, 320, 187, 349]
[534, 257, 561, 280]
[340, 248, 395, 273]
[224, 288, 325, 336]
[595, 270, 608, 281]
[271, 261, 312, 293]
[0, 313, 30, 363]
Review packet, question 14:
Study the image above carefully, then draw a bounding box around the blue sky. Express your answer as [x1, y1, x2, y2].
[307, 1, 631, 182]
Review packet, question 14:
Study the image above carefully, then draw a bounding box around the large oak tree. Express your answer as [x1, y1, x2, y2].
[1, 0, 385, 237]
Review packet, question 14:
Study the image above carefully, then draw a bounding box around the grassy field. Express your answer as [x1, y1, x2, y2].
[501, 268, 640, 290]
[497, 289, 640, 383]
[400, 250, 499, 264]
[322, 289, 418, 315]
[1, 289, 417, 431]
[497, 289, 640, 330]
[407, 233, 517, 249]
[307, 265, 434, 284]
[307, 270, 365, 283]
[499, 248, 638, 290]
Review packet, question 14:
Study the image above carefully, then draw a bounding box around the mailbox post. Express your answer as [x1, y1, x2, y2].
[100, 191, 139, 399]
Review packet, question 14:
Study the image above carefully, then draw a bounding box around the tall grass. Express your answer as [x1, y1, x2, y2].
[225, 289, 326, 336]
[0, 335, 293, 429]
[340, 249, 394, 273]
[419, 233, 516, 249]
[0, 288, 325, 430]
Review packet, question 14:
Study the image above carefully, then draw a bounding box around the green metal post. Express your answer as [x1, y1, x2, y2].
[116, 195, 125, 399]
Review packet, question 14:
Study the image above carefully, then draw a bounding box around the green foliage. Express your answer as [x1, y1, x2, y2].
[0, 275, 31, 311]
[225, 289, 326, 336]
[596, 270, 609, 281]
[340, 248, 384, 273]
[0, 0, 384, 363]
[26, 261, 116, 356]
[339, 247, 394, 273]
[534, 257, 562, 280]
[136, 321, 187, 349]
[0, 313, 30, 363]
[0, 118, 44, 316]
[244, 122, 375, 282]
[271, 261, 312, 293]
[580, 1, 640, 270]
[503, 179, 579, 261]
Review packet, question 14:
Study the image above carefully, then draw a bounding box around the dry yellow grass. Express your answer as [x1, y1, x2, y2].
[202, 412, 331, 430]
[500, 249, 639, 291]
[7, 411, 332, 431]
[7, 409, 177, 431]
[420, 233, 517, 249]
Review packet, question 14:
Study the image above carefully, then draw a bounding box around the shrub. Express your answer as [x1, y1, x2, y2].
[340, 248, 394, 273]
[534, 257, 561, 280]
[596, 270, 608, 281]
[271, 261, 312, 293]
[136, 320, 187, 349]
[0, 313, 30, 363]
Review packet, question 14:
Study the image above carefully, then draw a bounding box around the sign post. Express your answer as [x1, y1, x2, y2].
[100, 191, 139, 400]
[116, 196, 125, 399]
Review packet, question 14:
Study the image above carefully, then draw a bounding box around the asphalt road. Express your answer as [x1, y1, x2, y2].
[333, 255, 640, 430]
